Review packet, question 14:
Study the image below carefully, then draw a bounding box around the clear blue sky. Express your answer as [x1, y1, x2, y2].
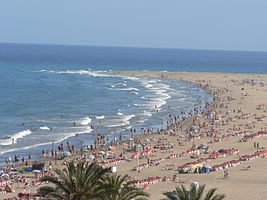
[1, 0, 267, 51]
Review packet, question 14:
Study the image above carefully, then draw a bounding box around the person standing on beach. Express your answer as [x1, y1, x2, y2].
[224, 170, 229, 179]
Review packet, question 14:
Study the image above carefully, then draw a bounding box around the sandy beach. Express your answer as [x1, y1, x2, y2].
[1, 71, 267, 200]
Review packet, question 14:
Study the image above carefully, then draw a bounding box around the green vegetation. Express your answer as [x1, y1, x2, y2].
[163, 184, 225, 200]
[38, 161, 149, 200]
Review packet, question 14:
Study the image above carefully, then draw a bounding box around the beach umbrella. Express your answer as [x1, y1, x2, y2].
[32, 170, 41, 174]
[25, 161, 32, 165]
[0, 173, 9, 177]
[190, 165, 197, 170]
[132, 153, 139, 158]
[99, 151, 105, 154]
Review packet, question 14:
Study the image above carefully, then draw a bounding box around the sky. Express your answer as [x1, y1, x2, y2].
[0, 0, 267, 51]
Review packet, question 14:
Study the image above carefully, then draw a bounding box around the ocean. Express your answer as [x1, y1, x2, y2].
[0, 43, 266, 162]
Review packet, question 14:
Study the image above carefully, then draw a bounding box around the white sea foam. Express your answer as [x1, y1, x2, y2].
[139, 79, 157, 88]
[122, 76, 140, 81]
[40, 70, 113, 78]
[0, 129, 32, 146]
[146, 93, 171, 110]
[39, 126, 50, 130]
[144, 84, 153, 88]
[79, 117, 92, 125]
[144, 110, 152, 117]
[69, 126, 93, 136]
[127, 77, 171, 115]
[103, 69, 112, 72]
[135, 103, 147, 107]
[113, 87, 139, 91]
[0, 127, 93, 155]
[105, 124, 125, 128]
[117, 112, 124, 116]
[123, 114, 135, 121]
[129, 78, 173, 114]
[131, 91, 139, 95]
[95, 115, 105, 119]
[148, 99, 167, 110]
[104, 114, 135, 128]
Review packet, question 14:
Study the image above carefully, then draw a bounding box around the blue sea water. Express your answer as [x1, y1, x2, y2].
[0, 43, 266, 162]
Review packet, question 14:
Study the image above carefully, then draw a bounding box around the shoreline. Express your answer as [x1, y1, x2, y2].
[0, 74, 211, 165]
[108, 71, 267, 199]
[1, 71, 267, 200]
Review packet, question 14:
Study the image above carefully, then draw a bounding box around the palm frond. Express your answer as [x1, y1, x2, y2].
[210, 194, 226, 200]
[163, 184, 226, 200]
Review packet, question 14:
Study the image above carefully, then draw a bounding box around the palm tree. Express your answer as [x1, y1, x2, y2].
[163, 184, 225, 200]
[38, 161, 111, 200]
[101, 173, 150, 200]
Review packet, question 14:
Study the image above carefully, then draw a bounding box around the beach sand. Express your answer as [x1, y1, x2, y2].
[111, 71, 267, 200]
[1, 71, 267, 200]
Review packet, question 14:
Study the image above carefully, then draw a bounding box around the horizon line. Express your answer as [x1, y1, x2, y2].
[0, 41, 267, 54]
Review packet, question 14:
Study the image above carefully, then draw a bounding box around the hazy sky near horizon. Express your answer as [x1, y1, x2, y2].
[1, 0, 267, 51]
